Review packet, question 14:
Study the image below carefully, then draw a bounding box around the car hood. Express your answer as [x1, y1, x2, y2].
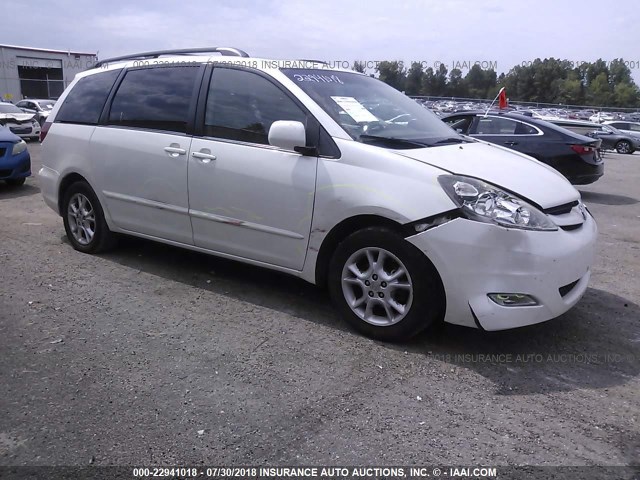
[0, 113, 35, 122]
[0, 125, 21, 142]
[394, 141, 580, 209]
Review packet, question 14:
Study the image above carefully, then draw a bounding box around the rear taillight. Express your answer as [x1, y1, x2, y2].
[40, 121, 51, 142]
[571, 145, 595, 155]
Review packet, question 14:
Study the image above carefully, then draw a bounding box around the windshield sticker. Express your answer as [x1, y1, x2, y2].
[331, 96, 378, 123]
[292, 73, 344, 84]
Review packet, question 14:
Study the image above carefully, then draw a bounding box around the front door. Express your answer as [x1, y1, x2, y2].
[188, 67, 317, 270]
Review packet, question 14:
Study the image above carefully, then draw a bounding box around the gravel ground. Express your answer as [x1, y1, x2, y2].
[0, 144, 638, 472]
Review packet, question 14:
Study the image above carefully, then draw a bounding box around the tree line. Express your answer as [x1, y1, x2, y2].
[353, 58, 640, 108]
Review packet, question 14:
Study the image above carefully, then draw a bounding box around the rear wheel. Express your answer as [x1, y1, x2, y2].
[328, 227, 445, 341]
[5, 178, 26, 187]
[62, 181, 117, 253]
[615, 140, 632, 154]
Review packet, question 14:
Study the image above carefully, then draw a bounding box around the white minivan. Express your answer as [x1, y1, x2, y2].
[39, 47, 597, 341]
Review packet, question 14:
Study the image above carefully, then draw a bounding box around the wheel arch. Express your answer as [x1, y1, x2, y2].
[57, 172, 91, 216]
[314, 214, 409, 287]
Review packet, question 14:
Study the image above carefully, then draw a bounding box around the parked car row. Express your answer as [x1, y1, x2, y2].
[417, 98, 640, 123]
[548, 119, 640, 154]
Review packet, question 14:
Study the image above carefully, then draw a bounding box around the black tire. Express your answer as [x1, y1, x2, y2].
[328, 226, 445, 341]
[62, 180, 117, 253]
[615, 140, 632, 154]
[5, 177, 26, 186]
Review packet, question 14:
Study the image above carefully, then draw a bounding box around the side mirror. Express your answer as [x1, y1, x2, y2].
[268, 120, 306, 152]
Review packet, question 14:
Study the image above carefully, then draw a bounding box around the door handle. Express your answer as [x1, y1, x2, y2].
[192, 151, 217, 163]
[164, 145, 186, 156]
[504, 141, 518, 146]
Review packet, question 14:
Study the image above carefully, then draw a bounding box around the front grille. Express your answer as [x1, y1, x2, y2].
[544, 200, 579, 216]
[0, 148, 6, 157]
[560, 224, 582, 231]
[9, 127, 30, 134]
[559, 279, 580, 297]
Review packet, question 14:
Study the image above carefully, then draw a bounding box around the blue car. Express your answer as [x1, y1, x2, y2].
[0, 126, 31, 186]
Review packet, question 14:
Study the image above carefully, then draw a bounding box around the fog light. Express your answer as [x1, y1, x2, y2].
[488, 293, 538, 306]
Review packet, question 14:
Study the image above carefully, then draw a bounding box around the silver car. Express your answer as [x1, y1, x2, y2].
[0, 102, 41, 141]
[15, 98, 56, 125]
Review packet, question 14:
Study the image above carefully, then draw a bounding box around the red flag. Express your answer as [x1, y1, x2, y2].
[498, 87, 508, 109]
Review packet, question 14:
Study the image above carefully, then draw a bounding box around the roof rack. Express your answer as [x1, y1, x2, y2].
[94, 47, 249, 68]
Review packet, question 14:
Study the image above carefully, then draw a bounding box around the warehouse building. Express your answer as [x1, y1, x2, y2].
[0, 44, 97, 102]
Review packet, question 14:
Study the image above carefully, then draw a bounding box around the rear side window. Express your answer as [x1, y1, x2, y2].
[204, 68, 307, 144]
[108, 66, 199, 134]
[515, 122, 538, 135]
[56, 69, 121, 125]
[475, 117, 518, 135]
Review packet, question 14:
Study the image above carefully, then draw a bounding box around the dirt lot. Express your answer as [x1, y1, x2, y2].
[1, 144, 638, 471]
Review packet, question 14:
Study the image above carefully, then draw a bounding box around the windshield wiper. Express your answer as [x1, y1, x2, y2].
[430, 137, 468, 145]
[359, 134, 428, 148]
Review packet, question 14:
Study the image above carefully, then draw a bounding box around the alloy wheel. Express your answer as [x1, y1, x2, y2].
[341, 247, 414, 326]
[67, 193, 96, 245]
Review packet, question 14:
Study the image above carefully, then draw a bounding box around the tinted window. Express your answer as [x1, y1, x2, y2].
[515, 122, 538, 135]
[108, 67, 199, 133]
[56, 69, 121, 124]
[205, 68, 307, 144]
[444, 116, 473, 134]
[475, 117, 518, 135]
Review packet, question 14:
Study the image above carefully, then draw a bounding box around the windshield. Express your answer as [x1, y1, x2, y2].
[39, 100, 56, 109]
[0, 103, 25, 114]
[281, 69, 463, 147]
[602, 125, 623, 134]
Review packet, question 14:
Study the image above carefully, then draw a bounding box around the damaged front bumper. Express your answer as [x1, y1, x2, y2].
[406, 212, 598, 331]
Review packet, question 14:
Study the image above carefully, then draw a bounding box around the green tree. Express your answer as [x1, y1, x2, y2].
[609, 59, 633, 85]
[587, 72, 613, 106]
[376, 61, 406, 91]
[448, 68, 467, 97]
[352, 61, 366, 74]
[405, 62, 424, 96]
[613, 82, 639, 107]
[420, 67, 436, 96]
[464, 65, 497, 99]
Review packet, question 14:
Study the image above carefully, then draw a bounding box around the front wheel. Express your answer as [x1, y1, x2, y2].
[328, 227, 445, 341]
[62, 181, 117, 253]
[615, 140, 632, 154]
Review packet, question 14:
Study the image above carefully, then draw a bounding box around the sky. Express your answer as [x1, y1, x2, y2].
[2, 0, 640, 83]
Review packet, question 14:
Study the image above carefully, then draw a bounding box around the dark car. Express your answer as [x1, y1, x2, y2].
[442, 110, 604, 185]
[0, 126, 31, 186]
[549, 119, 640, 155]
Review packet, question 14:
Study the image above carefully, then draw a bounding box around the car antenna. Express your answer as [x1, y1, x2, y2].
[484, 87, 505, 117]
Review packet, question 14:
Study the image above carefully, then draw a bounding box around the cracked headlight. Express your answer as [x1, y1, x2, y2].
[11, 140, 27, 155]
[438, 175, 557, 231]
